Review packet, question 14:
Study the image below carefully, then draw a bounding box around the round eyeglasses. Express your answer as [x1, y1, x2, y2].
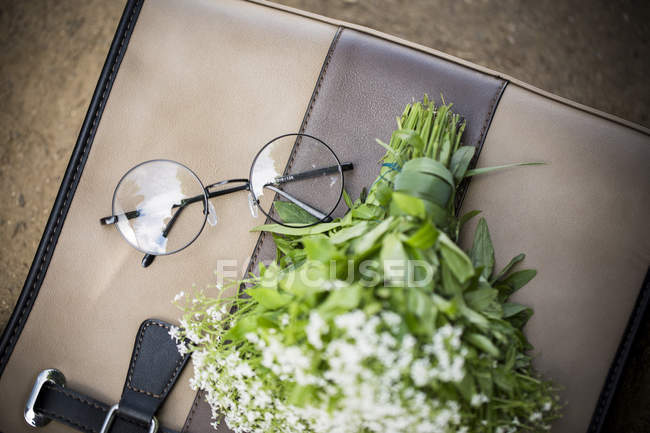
[100, 133, 353, 267]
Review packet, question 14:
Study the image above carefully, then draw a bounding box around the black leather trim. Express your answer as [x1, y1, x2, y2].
[34, 318, 188, 433]
[589, 268, 650, 433]
[0, 0, 144, 377]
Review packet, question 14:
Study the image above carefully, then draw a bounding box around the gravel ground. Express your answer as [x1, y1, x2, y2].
[0, 0, 648, 430]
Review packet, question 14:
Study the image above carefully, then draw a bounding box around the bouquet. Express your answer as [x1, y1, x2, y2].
[173, 97, 561, 433]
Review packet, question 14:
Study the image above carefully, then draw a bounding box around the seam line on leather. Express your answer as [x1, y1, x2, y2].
[0, 0, 143, 375]
[454, 79, 508, 216]
[39, 409, 97, 433]
[45, 383, 107, 411]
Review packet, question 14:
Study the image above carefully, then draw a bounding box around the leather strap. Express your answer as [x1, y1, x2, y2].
[34, 319, 188, 433]
[36, 383, 178, 433]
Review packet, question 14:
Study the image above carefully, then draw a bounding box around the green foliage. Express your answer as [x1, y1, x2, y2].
[175, 96, 561, 433]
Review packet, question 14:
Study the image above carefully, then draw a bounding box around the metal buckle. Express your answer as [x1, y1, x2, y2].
[24, 368, 67, 427]
[100, 404, 159, 433]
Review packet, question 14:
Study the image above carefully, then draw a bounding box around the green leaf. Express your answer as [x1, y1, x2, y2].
[372, 182, 393, 207]
[394, 170, 452, 208]
[288, 384, 316, 407]
[405, 221, 439, 249]
[493, 368, 516, 393]
[505, 305, 534, 329]
[318, 284, 362, 314]
[224, 314, 258, 340]
[394, 129, 425, 152]
[502, 302, 529, 318]
[375, 138, 403, 165]
[251, 222, 341, 236]
[498, 269, 537, 301]
[390, 192, 426, 219]
[504, 345, 517, 371]
[302, 236, 341, 263]
[329, 221, 370, 245]
[352, 217, 394, 256]
[459, 210, 481, 229]
[470, 218, 495, 280]
[458, 303, 490, 329]
[432, 294, 458, 317]
[272, 201, 319, 225]
[246, 287, 293, 310]
[438, 135, 452, 166]
[425, 201, 452, 228]
[280, 262, 330, 297]
[491, 253, 525, 284]
[406, 289, 437, 336]
[466, 333, 500, 358]
[440, 260, 463, 296]
[438, 233, 475, 283]
[449, 146, 475, 181]
[465, 286, 498, 312]
[465, 162, 545, 177]
[380, 233, 409, 285]
[474, 370, 493, 396]
[351, 204, 384, 220]
[456, 371, 478, 403]
[402, 157, 455, 186]
[343, 189, 354, 209]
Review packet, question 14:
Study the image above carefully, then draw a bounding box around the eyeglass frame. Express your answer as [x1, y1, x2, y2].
[99, 133, 354, 267]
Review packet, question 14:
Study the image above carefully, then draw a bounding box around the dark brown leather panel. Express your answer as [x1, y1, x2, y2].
[299, 28, 506, 217]
[184, 27, 507, 432]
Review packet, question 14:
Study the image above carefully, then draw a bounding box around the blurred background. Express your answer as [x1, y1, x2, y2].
[0, 0, 648, 431]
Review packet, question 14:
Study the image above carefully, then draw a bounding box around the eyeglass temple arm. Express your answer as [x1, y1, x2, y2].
[264, 185, 332, 222]
[140, 202, 190, 267]
[99, 210, 140, 225]
[261, 163, 352, 223]
[272, 162, 353, 185]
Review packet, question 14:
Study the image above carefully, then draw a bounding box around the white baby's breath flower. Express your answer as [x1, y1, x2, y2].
[530, 411, 543, 422]
[168, 325, 180, 342]
[381, 311, 402, 328]
[306, 312, 328, 350]
[173, 291, 185, 302]
[410, 359, 430, 387]
[470, 393, 489, 407]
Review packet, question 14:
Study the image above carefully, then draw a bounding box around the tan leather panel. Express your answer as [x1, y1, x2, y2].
[460, 84, 650, 432]
[0, 0, 336, 431]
